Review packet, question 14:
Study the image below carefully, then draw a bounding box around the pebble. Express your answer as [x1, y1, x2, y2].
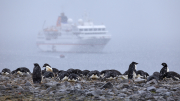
[0, 74, 180, 100]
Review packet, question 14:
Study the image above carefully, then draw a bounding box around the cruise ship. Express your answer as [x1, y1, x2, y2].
[36, 13, 111, 52]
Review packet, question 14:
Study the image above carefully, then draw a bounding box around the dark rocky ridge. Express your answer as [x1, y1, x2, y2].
[0, 73, 180, 101]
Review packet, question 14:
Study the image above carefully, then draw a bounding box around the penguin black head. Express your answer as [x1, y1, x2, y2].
[161, 63, 167, 67]
[43, 63, 51, 67]
[132, 62, 138, 65]
[1, 68, 11, 75]
[34, 63, 40, 67]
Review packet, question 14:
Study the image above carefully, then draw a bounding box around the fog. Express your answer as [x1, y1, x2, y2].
[0, 0, 180, 74]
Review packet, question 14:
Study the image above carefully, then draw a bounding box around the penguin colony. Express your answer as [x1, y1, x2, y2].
[1, 62, 180, 84]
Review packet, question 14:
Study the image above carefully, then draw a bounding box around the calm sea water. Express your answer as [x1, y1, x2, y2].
[0, 43, 180, 75]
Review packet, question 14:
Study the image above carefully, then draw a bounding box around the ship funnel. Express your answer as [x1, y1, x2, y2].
[56, 16, 61, 27]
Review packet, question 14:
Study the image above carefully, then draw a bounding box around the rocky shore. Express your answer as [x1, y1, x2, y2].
[0, 73, 180, 101]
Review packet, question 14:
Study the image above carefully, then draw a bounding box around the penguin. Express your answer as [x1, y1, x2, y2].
[73, 69, 83, 77]
[32, 63, 42, 84]
[136, 70, 149, 79]
[42, 70, 46, 75]
[43, 71, 54, 78]
[11, 70, 16, 74]
[82, 70, 90, 77]
[88, 70, 100, 79]
[43, 63, 53, 72]
[103, 71, 117, 80]
[43, 63, 59, 76]
[100, 70, 109, 78]
[147, 72, 160, 82]
[110, 69, 122, 76]
[15, 67, 31, 75]
[128, 62, 138, 79]
[1, 68, 11, 75]
[159, 63, 169, 80]
[159, 71, 180, 81]
[58, 71, 70, 81]
[160, 63, 169, 77]
[144, 72, 149, 78]
[67, 68, 74, 74]
[68, 73, 79, 82]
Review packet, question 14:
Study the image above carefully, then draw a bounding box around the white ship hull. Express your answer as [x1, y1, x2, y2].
[37, 36, 111, 52]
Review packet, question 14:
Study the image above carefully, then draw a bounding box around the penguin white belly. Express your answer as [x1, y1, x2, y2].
[133, 71, 136, 79]
[167, 67, 169, 72]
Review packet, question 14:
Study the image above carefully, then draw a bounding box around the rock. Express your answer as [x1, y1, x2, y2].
[146, 79, 158, 85]
[91, 90, 102, 96]
[25, 81, 32, 86]
[147, 86, 156, 92]
[166, 96, 175, 101]
[118, 93, 127, 97]
[156, 88, 168, 93]
[134, 78, 146, 83]
[122, 83, 130, 88]
[74, 83, 82, 89]
[138, 90, 146, 94]
[101, 82, 113, 89]
[0, 85, 6, 90]
[45, 81, 60, 88]
[120, 79, 129, 83]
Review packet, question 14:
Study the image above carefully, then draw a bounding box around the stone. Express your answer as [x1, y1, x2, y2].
[134, 78, 146, 83]
[147, 86, 156, 92]
[25, 81, 32, 86]
[101, 82, 113, 89]
[45, 81, 60, 88]
[118, 93, 127, 97]
[0, 85, 6, 90]
[156, 88, 168, 93]
[146, 79, 158, 85]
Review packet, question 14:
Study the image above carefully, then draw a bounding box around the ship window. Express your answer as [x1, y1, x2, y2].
[79, 29, 83, 31]
[102, 28, 105, 31]
[84, 29, 88, 31]
[94, 28, 97, 31]
[98, 28, 101, 31]
[89, 28, 93, 31]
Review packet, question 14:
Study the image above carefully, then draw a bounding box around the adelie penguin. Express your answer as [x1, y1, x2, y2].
[128, 62, 138, 79]
[14, 67, 31, 75]
[1, 68, 11, 75]
[82, 70, 90, 77]
[159, 71, 180, 81]
[43, 71, 54, 79]
[43, 63, 59, 76]
[58, 71, 70, 81]
[88, 70, 100, 79]
[136, 70, 149, 79]
[33, 63, 42, 84]
[159, 63, 169, 79]
[102, 71, 117, 80]
[68, 73, 79, 82]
